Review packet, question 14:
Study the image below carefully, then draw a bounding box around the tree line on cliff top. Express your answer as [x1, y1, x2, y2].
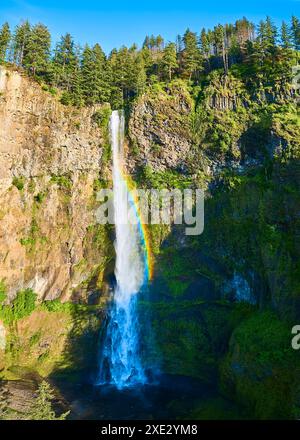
[0, 16, 299, 108]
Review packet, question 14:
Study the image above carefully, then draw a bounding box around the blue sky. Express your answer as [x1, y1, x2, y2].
[1, 0, 299, 53]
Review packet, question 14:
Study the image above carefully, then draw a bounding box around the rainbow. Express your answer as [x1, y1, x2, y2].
[120, 171, 153, 283]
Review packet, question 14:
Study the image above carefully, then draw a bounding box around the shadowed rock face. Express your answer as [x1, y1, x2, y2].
[0, 67, 113, 302]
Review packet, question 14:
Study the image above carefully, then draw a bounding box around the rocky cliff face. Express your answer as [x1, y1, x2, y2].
[0, 68, 299, 419]
[127, 77, 300, 419]
[128, 81, 193, 173]
[0, 67, 113, 302]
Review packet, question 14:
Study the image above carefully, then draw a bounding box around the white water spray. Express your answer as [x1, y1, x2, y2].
[97, 110, 147, 388]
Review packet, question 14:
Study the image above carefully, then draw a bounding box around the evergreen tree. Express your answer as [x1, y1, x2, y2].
[80, 44, 95, 103]
[182, 29, 201, 80]
[257, 16, 277, 56]
[175, 34, 184, 73]
[280, 21, 292, 49]
[108, 45, 146, 101]
[53, 33, 77, 90]
[108, 55, 123, 108]
[22, 23, 51, 76]
[228, 33, 241, 60]
[69, 44, 83, 106]
[291, 16, 300, 50]
[115, 46, 133, 99]
[265, 16, 278, 50]
[28, 381, 69, 420]
[235, 17, 255, 49]
[257, 20, 267, 57]
[143, 35, 150, 49]
[140, 45, 155, 74]
[81, 43, 110, 105]
[0, 22, 11, 61]
[134, 53, 147, 94]
[156, 35, 164, 50]
[160, 42, 178, 80]
[11, 20, 31, 65]
[200, 28, 211, 68]
[93, 43, 110, 102]
[214, 24, 229, 73]
[175, 34, 183, 53]
[107, 47, 131, 107]
[53, 33, 83, 105]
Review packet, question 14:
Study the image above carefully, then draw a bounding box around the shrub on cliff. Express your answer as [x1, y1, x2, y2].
[0, 289, 37, 324]
[12, 176, 25, 191]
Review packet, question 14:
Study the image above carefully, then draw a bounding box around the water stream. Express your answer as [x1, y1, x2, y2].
[97, 110, 147, 389]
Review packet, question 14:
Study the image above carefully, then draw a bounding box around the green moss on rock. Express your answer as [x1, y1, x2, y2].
[220, 311, 300, 419]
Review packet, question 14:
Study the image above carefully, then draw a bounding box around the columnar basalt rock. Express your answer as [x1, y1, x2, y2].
[0, 67, 112, 301]
[127, 82, 193, 172]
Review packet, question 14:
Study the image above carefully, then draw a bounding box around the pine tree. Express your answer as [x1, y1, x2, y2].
[53, 33, 77, 90]
[143, 35, 150, 49]
[22, 23, 51, 76]
[175, 34, 183, 53]
[257, 20, 267, 56]
[156, 35, 164, 50]
[280, 21, 292, 49]
[52, 33, 83, 105]
[149, 35, 156, 51]
[69, 44, 83, 106]
[11, 20, 31, 65]
[116, 46, 132, 99]
[108, 45, 145, 100]
[80, 44, 95, 103]
[108, 47, 132, 106]
[291, 16, 300, 50]
[265, 16, 278, 50]
[134, 53, 147, 95]
[107, 49, 120, 108]
[0, 22, 11, 61]
[93, 43, 110, 102]
[200, 28, 211, 68]
[214, 24, 229, 73]
[81, 43, 110, 105]
[235, 17, 255, 49]
[256, 16, 278, 60]
[160, 42, 178, 80]
[28, 381, 69, 420]
[182, 29, 201, 80]
[140, 45, 154, 74]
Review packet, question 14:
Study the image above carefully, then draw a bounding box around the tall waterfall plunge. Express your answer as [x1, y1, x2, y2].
[97, 110, 147, 389]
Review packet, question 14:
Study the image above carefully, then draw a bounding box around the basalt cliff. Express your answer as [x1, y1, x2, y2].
[0, 67, 299, 419]
[0, 67, 113, 303]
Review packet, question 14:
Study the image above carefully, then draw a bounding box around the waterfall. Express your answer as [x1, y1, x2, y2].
[97, 110, 147, 389]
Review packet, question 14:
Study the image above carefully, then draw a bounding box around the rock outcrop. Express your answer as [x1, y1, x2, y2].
[128, 81, 193, 172]
[0, 67, 113, 301]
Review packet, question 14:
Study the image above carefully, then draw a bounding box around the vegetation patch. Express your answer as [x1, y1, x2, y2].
[50, 174, 72, 190]
[12, 176, 25, 191]
[0, 289, 37, 325]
